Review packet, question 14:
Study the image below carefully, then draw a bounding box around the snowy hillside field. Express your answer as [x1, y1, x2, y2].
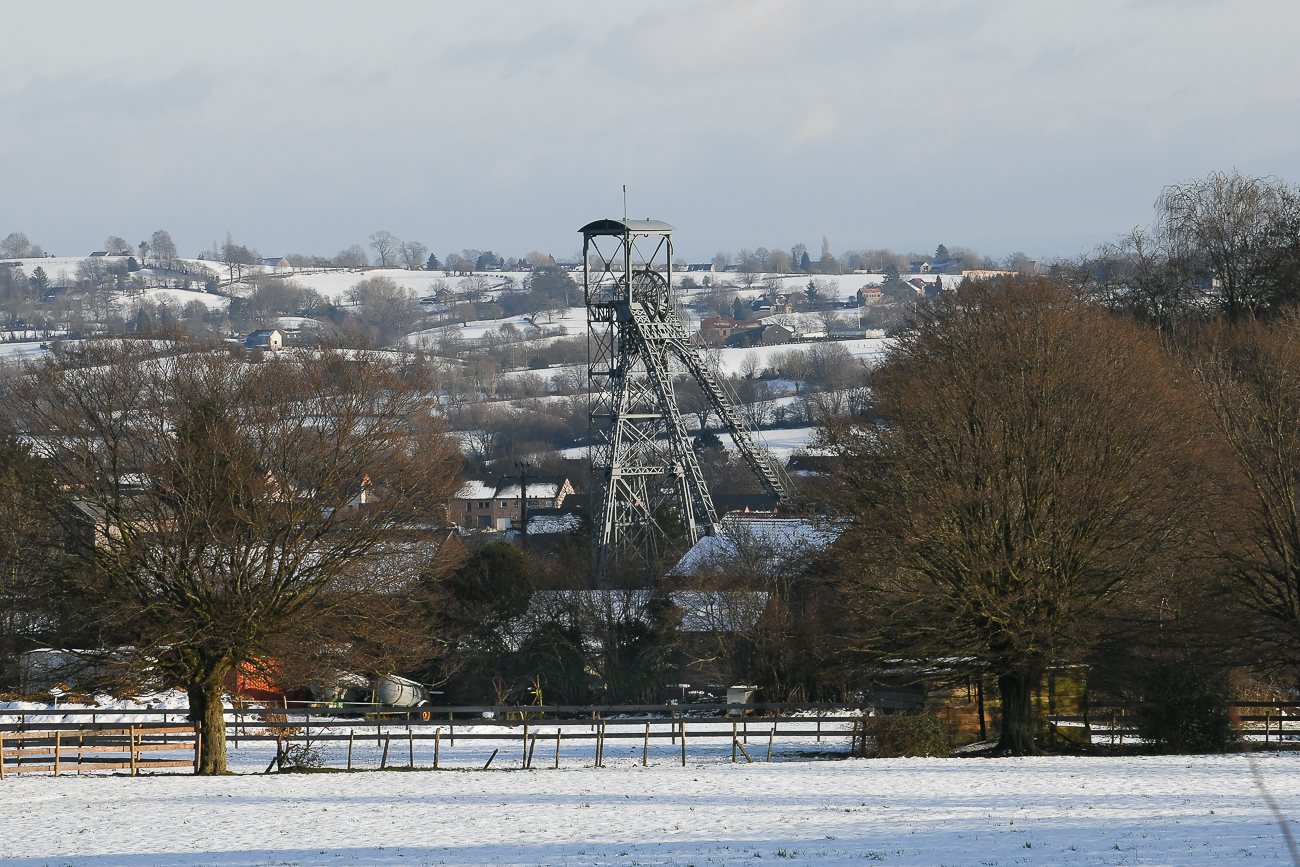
[3, 753, 1299, 865]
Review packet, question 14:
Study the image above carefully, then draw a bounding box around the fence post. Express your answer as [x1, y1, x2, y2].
[195, 721, 202, 774]
[434, 728, 440, 769]
[409, 728, 414, 768]
[130, 726, 137, 776]
[643, 722, 649, 766]
[0, 729, 6, 780]
[348, 730, 354, 771]
[732, 723, 737, 762]
[380, 733, 391, 769]
[555, 729, 561, 769]
[55, 731, 61, 777]
[523, 723, 529, 768]
[817, 707, 822, 744]
[768, 724, 775, 761]
[680, 720, 686, 767]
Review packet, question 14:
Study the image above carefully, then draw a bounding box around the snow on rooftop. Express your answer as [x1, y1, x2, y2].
[496, 481, 564, 500]
[455, 480, 496, 500]
[526, 512, 581, 534]
[670, 515, 841, 576]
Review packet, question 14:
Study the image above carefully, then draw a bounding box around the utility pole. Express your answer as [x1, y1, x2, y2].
[516, 460, 532, 538]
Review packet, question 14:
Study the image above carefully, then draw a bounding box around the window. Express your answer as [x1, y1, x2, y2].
[500, 501, 507, 507]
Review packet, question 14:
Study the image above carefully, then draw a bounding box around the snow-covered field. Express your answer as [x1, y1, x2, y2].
[713, 338, 890, 376]
[726, 426, 820, 458]
[3, 750, 1298, 866]
[4, 696, 1298, 865]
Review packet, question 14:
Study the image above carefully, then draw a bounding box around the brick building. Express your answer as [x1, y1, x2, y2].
[453, 476, 576, 531]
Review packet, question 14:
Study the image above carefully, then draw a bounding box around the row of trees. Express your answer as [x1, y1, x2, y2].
[1069, 170, 1300, 326]
[815, 270, 1300, 754]
[708, 240, 1026, 277]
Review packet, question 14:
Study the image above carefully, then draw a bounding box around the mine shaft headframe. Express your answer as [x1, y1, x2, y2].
[582, 217, 794, 583]
[580, 218, 675, 312]
[582, 218, 682, 580]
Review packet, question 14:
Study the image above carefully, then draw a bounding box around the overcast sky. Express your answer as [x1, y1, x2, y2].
[2, 1, 1297, 264]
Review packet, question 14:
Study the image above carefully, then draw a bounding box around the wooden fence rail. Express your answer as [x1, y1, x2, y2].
[0, 725, 200, 778]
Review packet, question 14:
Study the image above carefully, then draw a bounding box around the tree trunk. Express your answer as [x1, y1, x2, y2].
[188, 668, 229, 775]
[996, 670, 1040, 756]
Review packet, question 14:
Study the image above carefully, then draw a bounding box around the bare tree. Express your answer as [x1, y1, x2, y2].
[401, 241, 428, 271]
[150, 230, 177, 266]
[334, 245, 369, 268]
[2, 339, 461, 773]
[1073, 171, 1300, 325]
[369, 231, 401, 268]
[820, 277, 1207, 754]
[75, 258, 112, 292]
[0, 437, 65, 665]
[1, 233, 32, 259]
[1193, 311, 1300, 671]
[1157, 171, 1292, 321]
[349, 275, 420, 345]
[459, 274, 490, 303]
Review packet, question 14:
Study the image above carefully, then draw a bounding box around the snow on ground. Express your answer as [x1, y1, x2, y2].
[114, 286, 230, 313]
[284, 268, 460, 303]
[5, 696, 1299, 865]
[406, 307, 587, 349]
[0, 341, 52, 363]
[3, 745, 1298, 866]
[713, 338, 890, 376]
[725, 426, 820, 459]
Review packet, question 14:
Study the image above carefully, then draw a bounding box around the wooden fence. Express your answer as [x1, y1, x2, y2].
[0, 702, 859, 775]
[0, 724, 200, 777]
[1047, 702, 1300, 748]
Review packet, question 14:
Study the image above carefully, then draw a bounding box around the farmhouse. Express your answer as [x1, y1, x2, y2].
[243, 329, 283, 351]
[453, 475, 576, 531]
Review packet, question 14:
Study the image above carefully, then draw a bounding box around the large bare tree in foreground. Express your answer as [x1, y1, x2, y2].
[3, 340, 460, 773]
[820, 277, 1207, 754]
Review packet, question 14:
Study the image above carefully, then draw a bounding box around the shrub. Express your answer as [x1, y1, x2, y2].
[1133, 664, 1233, 754]
[853, 712, 952, 758]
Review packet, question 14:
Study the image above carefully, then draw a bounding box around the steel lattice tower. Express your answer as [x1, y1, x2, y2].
[582, 218, 792, 578]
